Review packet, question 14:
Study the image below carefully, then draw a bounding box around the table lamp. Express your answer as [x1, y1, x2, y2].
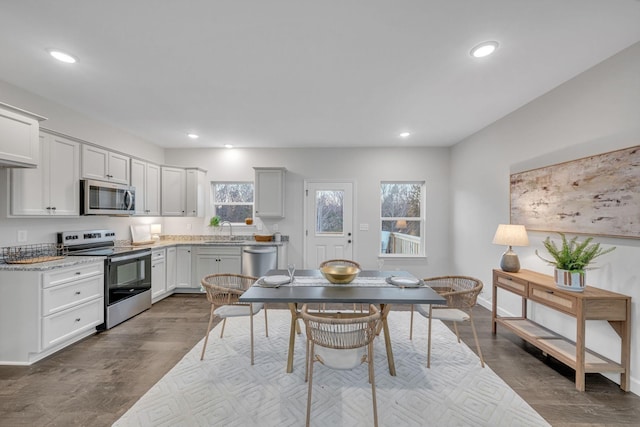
[150, 223, 162, 241]
[492, 224, 529, 272]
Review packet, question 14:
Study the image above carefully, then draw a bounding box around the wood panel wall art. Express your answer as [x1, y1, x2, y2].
[510, 145, 640, 238]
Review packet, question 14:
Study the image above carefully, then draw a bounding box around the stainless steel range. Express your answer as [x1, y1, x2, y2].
[58, 229, 152, 330]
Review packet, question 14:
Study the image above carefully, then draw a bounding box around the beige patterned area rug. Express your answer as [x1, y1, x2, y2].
[114, 310, 550, 427]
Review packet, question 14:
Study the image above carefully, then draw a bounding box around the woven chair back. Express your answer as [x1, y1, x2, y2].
[302, 305, 380, 350]
[319, 259, 361, 269]
[201, 273, 257, 307]
[422, 276, 483, 309]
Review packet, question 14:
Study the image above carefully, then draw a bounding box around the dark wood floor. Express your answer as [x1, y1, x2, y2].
[1, 294, 638, 426]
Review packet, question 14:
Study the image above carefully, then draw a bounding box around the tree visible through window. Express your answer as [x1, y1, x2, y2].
[212, 182, 254, 224]
[380, 182, 424, 256]
[316, 190, 344, 234]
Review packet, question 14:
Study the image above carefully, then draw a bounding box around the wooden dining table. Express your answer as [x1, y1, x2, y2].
[239, 269, 446, 375]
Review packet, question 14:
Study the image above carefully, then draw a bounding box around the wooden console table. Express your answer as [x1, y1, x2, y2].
[491, 269, 631, 391]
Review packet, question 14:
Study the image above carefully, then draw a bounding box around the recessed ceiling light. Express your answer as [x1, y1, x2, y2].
[48, 49, 77, 64]
[224, 144, 234, 149]
[187, 133, 199, 139]
[470, 41, 499, 58]
[399, 132, 411, 138]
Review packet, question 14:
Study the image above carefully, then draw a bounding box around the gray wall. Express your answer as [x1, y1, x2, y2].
[164, 146, 452, 276]
[451, 42, 640, 393]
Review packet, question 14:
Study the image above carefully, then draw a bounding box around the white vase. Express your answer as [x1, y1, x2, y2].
[554, 268, 585, 292]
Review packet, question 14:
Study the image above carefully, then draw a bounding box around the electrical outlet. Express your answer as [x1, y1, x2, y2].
[17, 230, 27, 242]
[272, 224, 279, 232]
[186, 223, 192, 230]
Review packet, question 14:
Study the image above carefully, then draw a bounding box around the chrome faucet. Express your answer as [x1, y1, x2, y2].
[220, 221, 233, 239]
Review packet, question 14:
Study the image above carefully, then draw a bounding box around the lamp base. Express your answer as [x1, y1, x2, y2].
[500, 249, 520, 273]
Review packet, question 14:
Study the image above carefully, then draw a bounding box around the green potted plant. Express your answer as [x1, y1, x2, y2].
[535, 233, 615, 292]
[209, 215, 221, 227]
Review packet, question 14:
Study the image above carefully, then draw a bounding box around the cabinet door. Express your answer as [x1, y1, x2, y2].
[48, 135, 80, 216]
[161, 166, 186, 216]
[82, 145, 109, 181]
[130, 159, 146, 215]
[10, 134, 48, 215]
[151, 250, 167, 300]
[166, 247, 177, 292]
[107, 152, 130, 184]
[194, 254, 218, 286]
[10, 133, 79, 216]
[254, 167, 286, 218]
[145, 163, 161, 216]
[0, 104, 40, 167]
[176, 246, 192, 288]
[218, 255, 242, 275]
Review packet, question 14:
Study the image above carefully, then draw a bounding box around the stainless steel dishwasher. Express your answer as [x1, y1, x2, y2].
[241, 246, 277, 277]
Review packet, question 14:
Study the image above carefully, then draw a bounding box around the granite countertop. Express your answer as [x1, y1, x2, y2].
[0, 237, 286, 271]
[0, 256, 105, 272]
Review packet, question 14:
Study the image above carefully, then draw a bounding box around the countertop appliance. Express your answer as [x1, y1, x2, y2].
[80, 179, 135, 216]
[58, 229, 151, 329]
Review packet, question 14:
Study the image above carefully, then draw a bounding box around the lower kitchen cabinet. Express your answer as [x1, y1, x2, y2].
[166, 246, 177, 293]
[193, 247, 241, 287]
[0, 260, 104, 365]
[176, 246, 192, 288]
[151, 248, 168, 303]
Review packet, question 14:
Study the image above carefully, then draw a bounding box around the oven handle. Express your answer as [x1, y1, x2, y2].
[124, 190, 134, 210]
[109, 251, 151, 263]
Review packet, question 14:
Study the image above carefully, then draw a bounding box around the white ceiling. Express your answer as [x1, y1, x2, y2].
[1, 1, 639, 149]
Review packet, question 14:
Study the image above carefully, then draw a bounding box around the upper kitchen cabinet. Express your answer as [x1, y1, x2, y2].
[10, 132, 80, 216]
[161, 166, 186, 216]
[0, 102, 46, 168]
[254, 167, 286, 218]
[185, 168, 206, 217]
[131, 159, 160, 216]
[82, 145, 130, 185]
[161, 166, 206, 217]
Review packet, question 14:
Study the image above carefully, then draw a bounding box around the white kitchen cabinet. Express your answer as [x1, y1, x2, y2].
[151, 248, 168, 303]
[0, 102, 46, 168]
[82, 145, 130, 184]
[131, 159, 160, 216]
[161, 166, 186, 216]
[161, 166, 206, 217]
[176, 246, 192, 288]
[166, 246, 177, 293]
[0, 260, 104, 365]
[193, 247, 241, 288]
[254, 167, 286, 218]
[185, 168, 206, 217]
[10, 132, 80, 216]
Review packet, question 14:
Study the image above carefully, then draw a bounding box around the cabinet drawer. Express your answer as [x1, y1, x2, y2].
[43, 262, 103, 289]
[42, 274, 103, 316]
[41, 298, 103, 349]
[494, 272, 527, 296]
[196, 247, 241, 256]
[152, 250, 166, 260]
[529, 284, 577, 315]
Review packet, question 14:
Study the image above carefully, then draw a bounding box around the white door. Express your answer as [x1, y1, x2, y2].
[304, 181, 354, 269]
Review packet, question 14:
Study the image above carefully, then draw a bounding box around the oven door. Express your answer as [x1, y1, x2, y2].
[106, 251, 151, 306]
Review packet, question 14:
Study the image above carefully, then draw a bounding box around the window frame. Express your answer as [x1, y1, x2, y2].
[211, 181, 255, 226]
[379, 180, 426, 258]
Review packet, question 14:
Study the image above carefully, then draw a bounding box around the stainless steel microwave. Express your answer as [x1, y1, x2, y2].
[81, 179, 135, 215]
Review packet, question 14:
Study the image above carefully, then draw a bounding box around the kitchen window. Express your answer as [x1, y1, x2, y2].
[380, 181, 425, 257]
[212, 182, 254, 224]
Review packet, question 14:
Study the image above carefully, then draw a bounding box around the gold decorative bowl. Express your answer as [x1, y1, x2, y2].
[320, 265, 360, 284]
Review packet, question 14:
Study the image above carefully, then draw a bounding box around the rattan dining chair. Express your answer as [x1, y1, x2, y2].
[410, 276, 485, 368]
[200, 273, 268, 365]
[301, 304, 381, 427]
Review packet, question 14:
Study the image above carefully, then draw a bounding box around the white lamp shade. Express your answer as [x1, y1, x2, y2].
[150, 224, 162, 235]
[492, 224, 529, 247]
